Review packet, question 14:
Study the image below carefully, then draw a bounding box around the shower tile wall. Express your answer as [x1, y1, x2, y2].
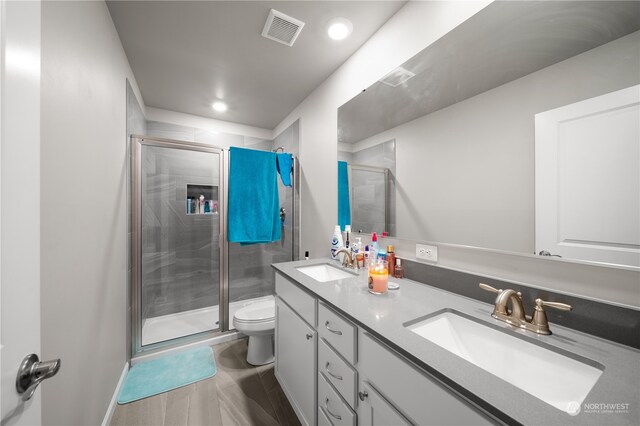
[141, 147, 220, 320]
[228, 120, 300, 305]
[126, 80, 147, 359]
[140, 119, 299, 311]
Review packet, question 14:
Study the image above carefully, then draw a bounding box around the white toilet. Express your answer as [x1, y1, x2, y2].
[233, 296, 276, 366]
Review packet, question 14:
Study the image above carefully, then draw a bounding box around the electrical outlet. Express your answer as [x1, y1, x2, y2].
[416, 244, 438, 262]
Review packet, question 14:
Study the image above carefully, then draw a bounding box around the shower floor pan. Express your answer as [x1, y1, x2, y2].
[142, 295, 273, 346]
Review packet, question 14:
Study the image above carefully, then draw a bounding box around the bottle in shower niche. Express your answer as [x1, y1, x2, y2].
[187, 197, 193, 214]
[331, 225, 344, 260]
[199, 195, 205, 214]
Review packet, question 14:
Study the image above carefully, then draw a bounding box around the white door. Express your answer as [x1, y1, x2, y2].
[1, 2, 57, 425]
[535, 85, 640, 267]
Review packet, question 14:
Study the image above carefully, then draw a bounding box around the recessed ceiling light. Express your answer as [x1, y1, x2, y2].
[212, 101, 227, 112]
[327, 18, 353, 41]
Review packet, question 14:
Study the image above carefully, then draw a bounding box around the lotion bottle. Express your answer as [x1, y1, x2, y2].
[331, 225, 344, 260]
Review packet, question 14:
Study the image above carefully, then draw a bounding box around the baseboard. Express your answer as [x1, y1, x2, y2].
[102, 362, 129, 426]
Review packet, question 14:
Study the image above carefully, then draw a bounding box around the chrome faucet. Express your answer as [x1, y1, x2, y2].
[333, 248, 356, 269]
[479, 283, 572, 335]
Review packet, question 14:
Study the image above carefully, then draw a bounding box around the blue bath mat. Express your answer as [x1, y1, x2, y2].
[118, 346, 217, 404]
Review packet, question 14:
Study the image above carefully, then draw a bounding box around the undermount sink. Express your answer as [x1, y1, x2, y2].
[405, 310, 604, 414]
[296, 263, 357, 282]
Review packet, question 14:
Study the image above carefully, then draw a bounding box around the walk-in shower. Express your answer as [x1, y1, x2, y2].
[130, 136, 296, 356]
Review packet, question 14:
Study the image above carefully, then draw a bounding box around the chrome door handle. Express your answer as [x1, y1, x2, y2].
[16, 354, 61, 401]
[325, 362, 343, 380]
[324, 321, 343, 335]
[324, 397, 342, 420]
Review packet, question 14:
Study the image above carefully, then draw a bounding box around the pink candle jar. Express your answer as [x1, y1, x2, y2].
[368, 260, 389, 295]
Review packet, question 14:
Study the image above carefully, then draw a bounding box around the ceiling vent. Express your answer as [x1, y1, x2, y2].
[262, 9, 305, 47]
[379, 67, 416, 88]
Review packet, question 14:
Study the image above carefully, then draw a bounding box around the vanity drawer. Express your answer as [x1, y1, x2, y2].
[318, 302, 357, 363]
[276, 272, 316, 326]
[318, 407, 332, 426]
[318, 373, 356, 426]
[318, 338, 357, 409]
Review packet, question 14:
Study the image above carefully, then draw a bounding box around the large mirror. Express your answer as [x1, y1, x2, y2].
[338, 1, 640, 268]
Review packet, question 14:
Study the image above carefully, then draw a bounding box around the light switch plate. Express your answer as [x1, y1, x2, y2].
[416, 244, 438, 262]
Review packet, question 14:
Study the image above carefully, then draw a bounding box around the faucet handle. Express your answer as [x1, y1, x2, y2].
[530, 298, 572, 334]
[479, 283, 501, 294]
[536, 298, 572, 312]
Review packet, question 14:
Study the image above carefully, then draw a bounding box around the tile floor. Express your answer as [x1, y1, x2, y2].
[110, 338, 300, 426]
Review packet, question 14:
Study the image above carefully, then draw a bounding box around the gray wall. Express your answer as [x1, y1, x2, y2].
[41, 1, 144, 424]
[360, 31, 640, 253]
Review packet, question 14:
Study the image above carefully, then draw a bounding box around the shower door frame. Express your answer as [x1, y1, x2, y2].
[131, 136, 229, 356]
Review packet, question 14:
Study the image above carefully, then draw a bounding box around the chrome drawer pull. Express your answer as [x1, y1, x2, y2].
[324, 397, 342, 420]
[325, 321, 343, 335]
[325, 362, 343, 380]
[359, 390, 368, 401]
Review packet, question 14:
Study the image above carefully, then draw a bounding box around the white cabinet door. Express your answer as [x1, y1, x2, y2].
[275, 298, 316, 426]
[358, 381, 410, 426]
[535, 85, 640, 267]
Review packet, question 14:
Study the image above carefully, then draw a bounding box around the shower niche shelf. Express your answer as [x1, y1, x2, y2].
[186, 184, 219, 215]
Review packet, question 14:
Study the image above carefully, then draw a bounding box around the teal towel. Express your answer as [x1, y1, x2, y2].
[276, 153, 293, 187]
[229, 147, 281, 244]
[338, 161, 351, 231]
[117, 346, 216, 404]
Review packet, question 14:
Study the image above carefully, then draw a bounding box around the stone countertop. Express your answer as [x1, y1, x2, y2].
[272, 258, 640, 426]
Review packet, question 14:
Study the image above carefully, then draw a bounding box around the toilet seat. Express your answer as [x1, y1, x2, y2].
[234, 298, 275, 323]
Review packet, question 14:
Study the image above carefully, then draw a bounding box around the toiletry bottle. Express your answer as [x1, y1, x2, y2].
[344, 225, 351, 249]
[394, 258, 404, 279]
[363, 245, 370, 267]
[377, 247, 387, 262]
[352, 237, 362, 257]
[331, 225, 344, 260]
[305, 251, 310, 260]
[370, 232, 379, 261]
[387, 245, 396, 276]
[199, 195, 205, 214]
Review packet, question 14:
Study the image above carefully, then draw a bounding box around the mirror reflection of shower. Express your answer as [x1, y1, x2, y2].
[338, 138, 396, 236]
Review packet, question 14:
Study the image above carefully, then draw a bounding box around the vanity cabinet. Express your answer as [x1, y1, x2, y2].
[357, 381, 411, 426]
[358, 331, 493, 425]
[275, 274, 317, 426]
[275, 271, 493, 426]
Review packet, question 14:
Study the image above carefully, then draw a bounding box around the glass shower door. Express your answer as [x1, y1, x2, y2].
[134, 139, 224, 349]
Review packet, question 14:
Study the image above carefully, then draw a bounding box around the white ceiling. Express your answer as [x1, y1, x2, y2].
[107, 1, 406, 129]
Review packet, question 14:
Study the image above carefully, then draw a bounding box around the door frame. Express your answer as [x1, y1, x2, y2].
[130, 136, 228, 356]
